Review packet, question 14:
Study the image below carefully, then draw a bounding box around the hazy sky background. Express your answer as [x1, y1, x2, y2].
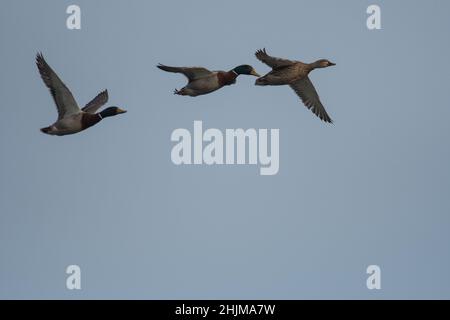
[1, 0, 450, 299]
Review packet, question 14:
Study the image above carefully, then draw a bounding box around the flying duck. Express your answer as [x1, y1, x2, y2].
[157, 64, 260, 97]
[255, 48, 335, 123]
[36, 53, 127, 136]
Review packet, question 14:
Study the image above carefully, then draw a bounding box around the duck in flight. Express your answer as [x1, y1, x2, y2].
[36, 53, 127, 136]
[254, 48, 335, 123]
[157, 64, 260, 97]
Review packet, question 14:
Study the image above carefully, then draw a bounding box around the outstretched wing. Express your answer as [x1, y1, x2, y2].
[289, 76, 333, 123]
[255, 48, 294, 69]
[36, 53, 80, 120]
[82, 90, 109, 114]
[157, 64, 213, 81]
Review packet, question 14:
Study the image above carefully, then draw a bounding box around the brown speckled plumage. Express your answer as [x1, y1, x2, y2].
[255, 48, 336, 123]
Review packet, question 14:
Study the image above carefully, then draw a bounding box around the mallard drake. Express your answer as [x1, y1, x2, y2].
[255, 48, 335, 123]
[36, 53, 127, 136]
[157, 64, 260, 97]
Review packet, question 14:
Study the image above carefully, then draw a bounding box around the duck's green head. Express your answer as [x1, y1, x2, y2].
[99, 106, 127, 118]
[233, 65, 260, 77]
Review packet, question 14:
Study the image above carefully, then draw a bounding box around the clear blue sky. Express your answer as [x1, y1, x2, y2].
[1, 0, 450, 299]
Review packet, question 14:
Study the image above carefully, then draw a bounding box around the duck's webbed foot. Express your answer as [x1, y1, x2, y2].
[40, 126, 52, 134]
[174, 88, 188, 96]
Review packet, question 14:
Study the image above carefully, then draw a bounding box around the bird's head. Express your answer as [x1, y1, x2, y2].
[99, 106, 127, 118]
[314, 59, 336, 68]
[233, 65, 260, 77]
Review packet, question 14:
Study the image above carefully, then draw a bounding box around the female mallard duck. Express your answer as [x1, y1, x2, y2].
[157, 64, 260, 97]
[36, 53, 127, 136]
[255, 48, 335, 123]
